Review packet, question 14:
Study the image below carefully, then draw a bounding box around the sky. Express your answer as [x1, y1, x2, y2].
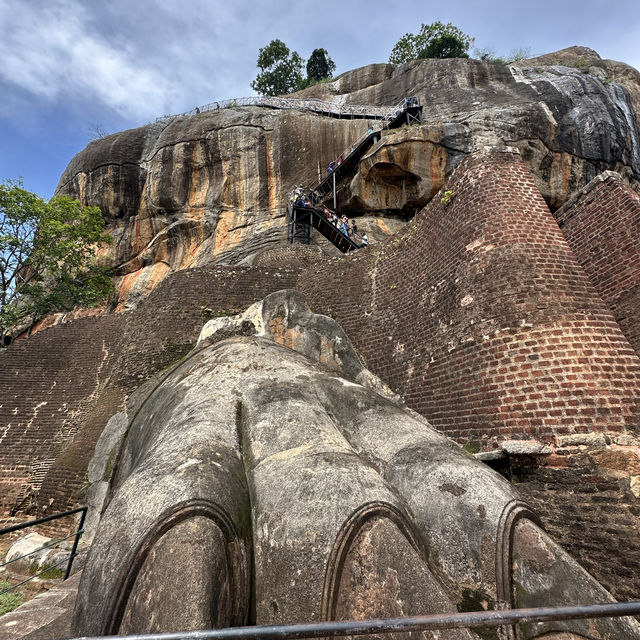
[1, 0, 639, 199]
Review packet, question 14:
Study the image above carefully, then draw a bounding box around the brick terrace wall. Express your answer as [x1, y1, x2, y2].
[0, 263, 304, 520]
[0, 314, 124, 515]
[299, 149, 640, 449]
[511, 445, 640, 601]
[555, 172, 640, 357]
[297, 148, 640, 598]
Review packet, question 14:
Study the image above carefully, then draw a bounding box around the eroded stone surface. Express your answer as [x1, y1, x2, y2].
[0, 572, 80, 640]
[73, 291, 640, 638]
[55, 50, 640, 308]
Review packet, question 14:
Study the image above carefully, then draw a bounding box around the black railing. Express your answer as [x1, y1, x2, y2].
[68, 601, 640, 640]
[0, 506, 87, 595]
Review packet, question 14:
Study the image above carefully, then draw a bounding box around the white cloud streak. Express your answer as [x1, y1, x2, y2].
[0, 1, 184, 119]
[0, 0, 638, 126]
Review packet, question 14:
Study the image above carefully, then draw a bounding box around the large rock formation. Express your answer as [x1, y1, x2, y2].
[5, 50, 640, 638]
[55, 48, 640, 308]
[74, 290, 640, 639]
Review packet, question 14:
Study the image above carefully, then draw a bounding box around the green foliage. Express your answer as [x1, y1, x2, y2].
[462, 441, 481, 454]
[251, 39, 304, 96]
[0, 179, 113, 334]
[306, 48, 336, 82]
[251, 41, 337, 95]
[563, 57, 591, 73]
[474, 47, 531, 64]
[389, 22, 474, 64]
[0, 581, 24, 616]
[29, 562, 65, 579]
[418, 34, 469, 60]
[440, 189, 454, 206]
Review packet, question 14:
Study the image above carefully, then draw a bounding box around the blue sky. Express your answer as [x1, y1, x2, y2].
[1, 0, 639, 199]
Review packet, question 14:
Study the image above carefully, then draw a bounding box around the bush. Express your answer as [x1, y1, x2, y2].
[389, 22, 474, 64]
[473, 47, 531, 64]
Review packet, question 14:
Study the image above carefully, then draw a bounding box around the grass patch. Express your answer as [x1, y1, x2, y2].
[29, 561, 65, 579]
[0, 580, 24, 616]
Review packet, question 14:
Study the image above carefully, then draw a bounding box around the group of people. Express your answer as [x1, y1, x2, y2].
[327, 156, 344, 174]
[289, 185, 314, 208]
[317, 205, 368, 246]
[287, 185, 369, 248]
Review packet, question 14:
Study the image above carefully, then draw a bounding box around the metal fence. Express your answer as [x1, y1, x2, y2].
[156, 96, 413, 124]
[68, 601, 640, 640]
[0, 506, 87, 596]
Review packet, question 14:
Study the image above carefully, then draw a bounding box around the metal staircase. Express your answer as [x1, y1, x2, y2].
[287, 97, 422, 252]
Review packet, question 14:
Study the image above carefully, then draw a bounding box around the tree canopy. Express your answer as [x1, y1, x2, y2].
[0, 180, 113, 336]
[251, 41, 337, 95]
[389, 22, 474, 64]
[251, 39, 305, 96]
[306, 48, 336, 82]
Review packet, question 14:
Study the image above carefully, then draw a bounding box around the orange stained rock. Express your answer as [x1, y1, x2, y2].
[115, 262, 171, 311]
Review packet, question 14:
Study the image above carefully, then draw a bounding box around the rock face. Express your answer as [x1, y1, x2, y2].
[57, 108, 378, 309]
[74, 290, 640, 639]
[55, 49, 640, 308]
[295, 46, 640, 209]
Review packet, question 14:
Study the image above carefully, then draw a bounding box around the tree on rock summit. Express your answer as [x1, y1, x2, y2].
[389, 21, 474, 64]
[306, 48, 336, 82]
[251, 39, 304, 96]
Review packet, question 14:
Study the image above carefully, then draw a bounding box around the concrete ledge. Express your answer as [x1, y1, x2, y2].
[0, 572, 80, 640]
[501, 440, 552, 456]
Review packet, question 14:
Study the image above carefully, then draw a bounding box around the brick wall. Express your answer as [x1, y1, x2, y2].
[296, 148, 640, 598]
[511, 443, 640, 601]
[0, 314, 124, 515]
[299, 149, 640, 450]
[0, 263, 304, 520]
[555, 172, 640, 357]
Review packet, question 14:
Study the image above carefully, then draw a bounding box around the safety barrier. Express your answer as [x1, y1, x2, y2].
[0, 506, 87, 596]
[156, 96, 414, 123]
[66, 601, 640, 640]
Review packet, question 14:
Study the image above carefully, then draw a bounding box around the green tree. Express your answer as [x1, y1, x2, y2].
[0, 180, 113, 336]
[306, 48, 336, 82]
[251, 39, 304, 96]
[389, 22, 474, 64]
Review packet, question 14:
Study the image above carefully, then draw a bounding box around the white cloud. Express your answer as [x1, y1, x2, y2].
[0, 0, 187, 119]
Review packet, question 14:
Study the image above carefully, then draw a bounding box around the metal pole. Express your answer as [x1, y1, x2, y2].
[65, 506, 87, 580]
[68, 602, 640, 640]
[0, 506, 88, 536]
[332, 172, 336, 210]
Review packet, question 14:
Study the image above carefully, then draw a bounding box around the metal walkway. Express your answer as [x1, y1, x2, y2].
[287, 97, 422, 251]
[158, 96, 419, 123]
[158, 92, 422, 254]
[288, 205, 362, 253]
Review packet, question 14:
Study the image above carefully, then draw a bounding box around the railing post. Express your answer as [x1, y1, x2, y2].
[64, 506, 87, 580]
[333, 172, 337, 210]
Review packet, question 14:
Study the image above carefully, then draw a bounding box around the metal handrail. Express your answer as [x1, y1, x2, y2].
[156, 96, 418, 124]
[0, 530, 80, 568]
[312, 97, 420, 194]
[0, 505, 87, 595]
[67, 601, 640, 640]
[0, 551, 82, 595]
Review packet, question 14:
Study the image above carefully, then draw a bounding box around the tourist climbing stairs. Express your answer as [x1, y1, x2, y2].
[287, 96, 422, 252]
[289, 203, 361, 253]
[161, 93, 421, 254]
